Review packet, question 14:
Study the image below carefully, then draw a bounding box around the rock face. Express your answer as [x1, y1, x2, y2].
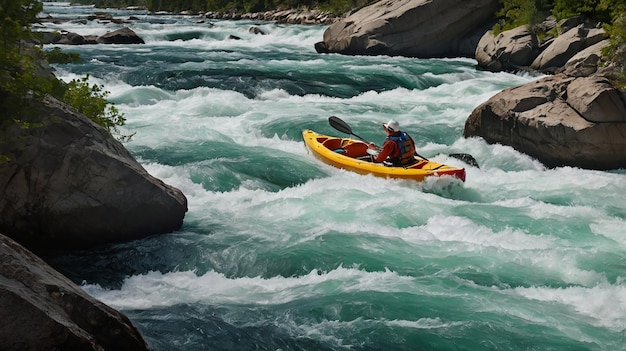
[475, 25, 539, 72]
[530, 24, 607, 71]
[0, 95, 187, 253]
[468, 18, 624, 169]
[464, 69, 626, 169]
[476, 19, 608, 73]
[314, 0, 499, 57]
[0, 233, 149, 350]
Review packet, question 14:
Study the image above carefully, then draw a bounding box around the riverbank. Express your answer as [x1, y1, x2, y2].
[200, 8, 339, 24]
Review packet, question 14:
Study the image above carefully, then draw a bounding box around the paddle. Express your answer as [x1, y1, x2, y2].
[328, 115, 368, 143]
[328, 116, 479, 168]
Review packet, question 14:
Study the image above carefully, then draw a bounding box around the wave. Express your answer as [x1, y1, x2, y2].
[83, 266, 413, 309]
[514, 283, 626, 330]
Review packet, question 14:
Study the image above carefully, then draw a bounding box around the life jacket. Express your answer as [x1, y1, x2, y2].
[386, 132, 416, 165]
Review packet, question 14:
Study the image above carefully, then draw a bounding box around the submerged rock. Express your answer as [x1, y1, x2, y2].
[0, 233, 149, 350]
[0, 95, 187, 253]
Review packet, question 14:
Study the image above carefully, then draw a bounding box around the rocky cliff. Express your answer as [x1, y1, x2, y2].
[0, 94, 188, 253]
[0, 233, 149, 350]
[0, 81, 187, 349]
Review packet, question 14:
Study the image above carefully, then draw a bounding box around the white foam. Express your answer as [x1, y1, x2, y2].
[514, 283, 626, 330]
[590, 217, 626, 249]
[418, 214, 555, 250]
[83, 266, 413, 310]
[386, 317, 468, 329]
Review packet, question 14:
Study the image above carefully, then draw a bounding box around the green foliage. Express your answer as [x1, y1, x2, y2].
[1, 0, 127, 141]
[549, 0, 626, 79]
[0, 0, 42, 50]
[43, 47, 82, 64]
[62, 76, 126, 134]
[317, 0, 374, 14]
[494, 0, 553, 34]
[602, 12, 626, 87]
[0, 49, 56, 124]
[1, 0, 46, 118]
[552, 0, 612, 22]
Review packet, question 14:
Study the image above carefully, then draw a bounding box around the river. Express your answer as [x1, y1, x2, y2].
[39, 2, 625, 350]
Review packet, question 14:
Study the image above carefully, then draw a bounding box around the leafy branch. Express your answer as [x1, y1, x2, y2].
[62, 76, 130, 138]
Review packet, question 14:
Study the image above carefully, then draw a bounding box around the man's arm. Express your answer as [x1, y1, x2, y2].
[374, 140, 395, 162]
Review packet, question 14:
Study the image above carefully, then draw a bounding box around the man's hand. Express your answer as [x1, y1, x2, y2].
[367, 143, 380, 156]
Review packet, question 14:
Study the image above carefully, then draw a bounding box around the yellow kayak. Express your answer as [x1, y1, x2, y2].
[302, 129, 466, 182]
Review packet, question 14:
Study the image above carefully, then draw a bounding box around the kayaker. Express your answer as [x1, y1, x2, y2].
[368, 119, 417, 165]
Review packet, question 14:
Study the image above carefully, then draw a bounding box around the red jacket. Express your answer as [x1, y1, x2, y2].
[374, 132, 416, 164]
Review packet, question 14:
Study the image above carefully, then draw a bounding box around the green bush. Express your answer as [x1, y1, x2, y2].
[62, 76, 126, 134]
[1, 0, 127, 139]
[43, 47, 81, 64]
[493, 0, 554, 34]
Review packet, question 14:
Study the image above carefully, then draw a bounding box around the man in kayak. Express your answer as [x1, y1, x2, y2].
[368, 119, 417, 165]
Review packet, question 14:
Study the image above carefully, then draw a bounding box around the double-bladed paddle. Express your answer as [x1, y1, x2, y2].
[328, 116, 479, 168]
[328, 115, 368, 143]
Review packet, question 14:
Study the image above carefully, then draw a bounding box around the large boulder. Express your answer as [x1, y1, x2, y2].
[463, 70, 626, 170]
[0, 95, 187, 253]
[0, 233, 149, 350]
[314, 0, 499, 57]
[475, 17, 610, 74]
[475, 25, 540, 72]
[530, 23, 607, 71]
[563, 39, 610, 77]
[96, 27, 145, 44]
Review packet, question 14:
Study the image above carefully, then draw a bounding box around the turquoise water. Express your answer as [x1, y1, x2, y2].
[41, 2, 626, 350]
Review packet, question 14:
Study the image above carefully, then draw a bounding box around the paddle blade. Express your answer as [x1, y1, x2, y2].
[450, 153, 479, 168]
[328, 116, 353, 135]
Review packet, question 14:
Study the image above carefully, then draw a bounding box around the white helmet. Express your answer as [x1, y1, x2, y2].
[383, 119, 400, 132]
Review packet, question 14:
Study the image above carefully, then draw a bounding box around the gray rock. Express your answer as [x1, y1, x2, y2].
[57, 32, 87, 45]
[248, 26, 266, 35]
[0, 233, 149, 350]
[464, 72, 626, 170]
[530, 23, 608, 71]
[314, 0, 499, 57]
[563, 39, 609, 76]
[567, 75, 626, 123]
[475, 25, 540, 72]
[0, 95, 187, 253]
[56, 32, 99, 45]
[96, 27, 145, 44]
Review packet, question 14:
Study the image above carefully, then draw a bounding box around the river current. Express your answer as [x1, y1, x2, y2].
[39, 2, 625, 350]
